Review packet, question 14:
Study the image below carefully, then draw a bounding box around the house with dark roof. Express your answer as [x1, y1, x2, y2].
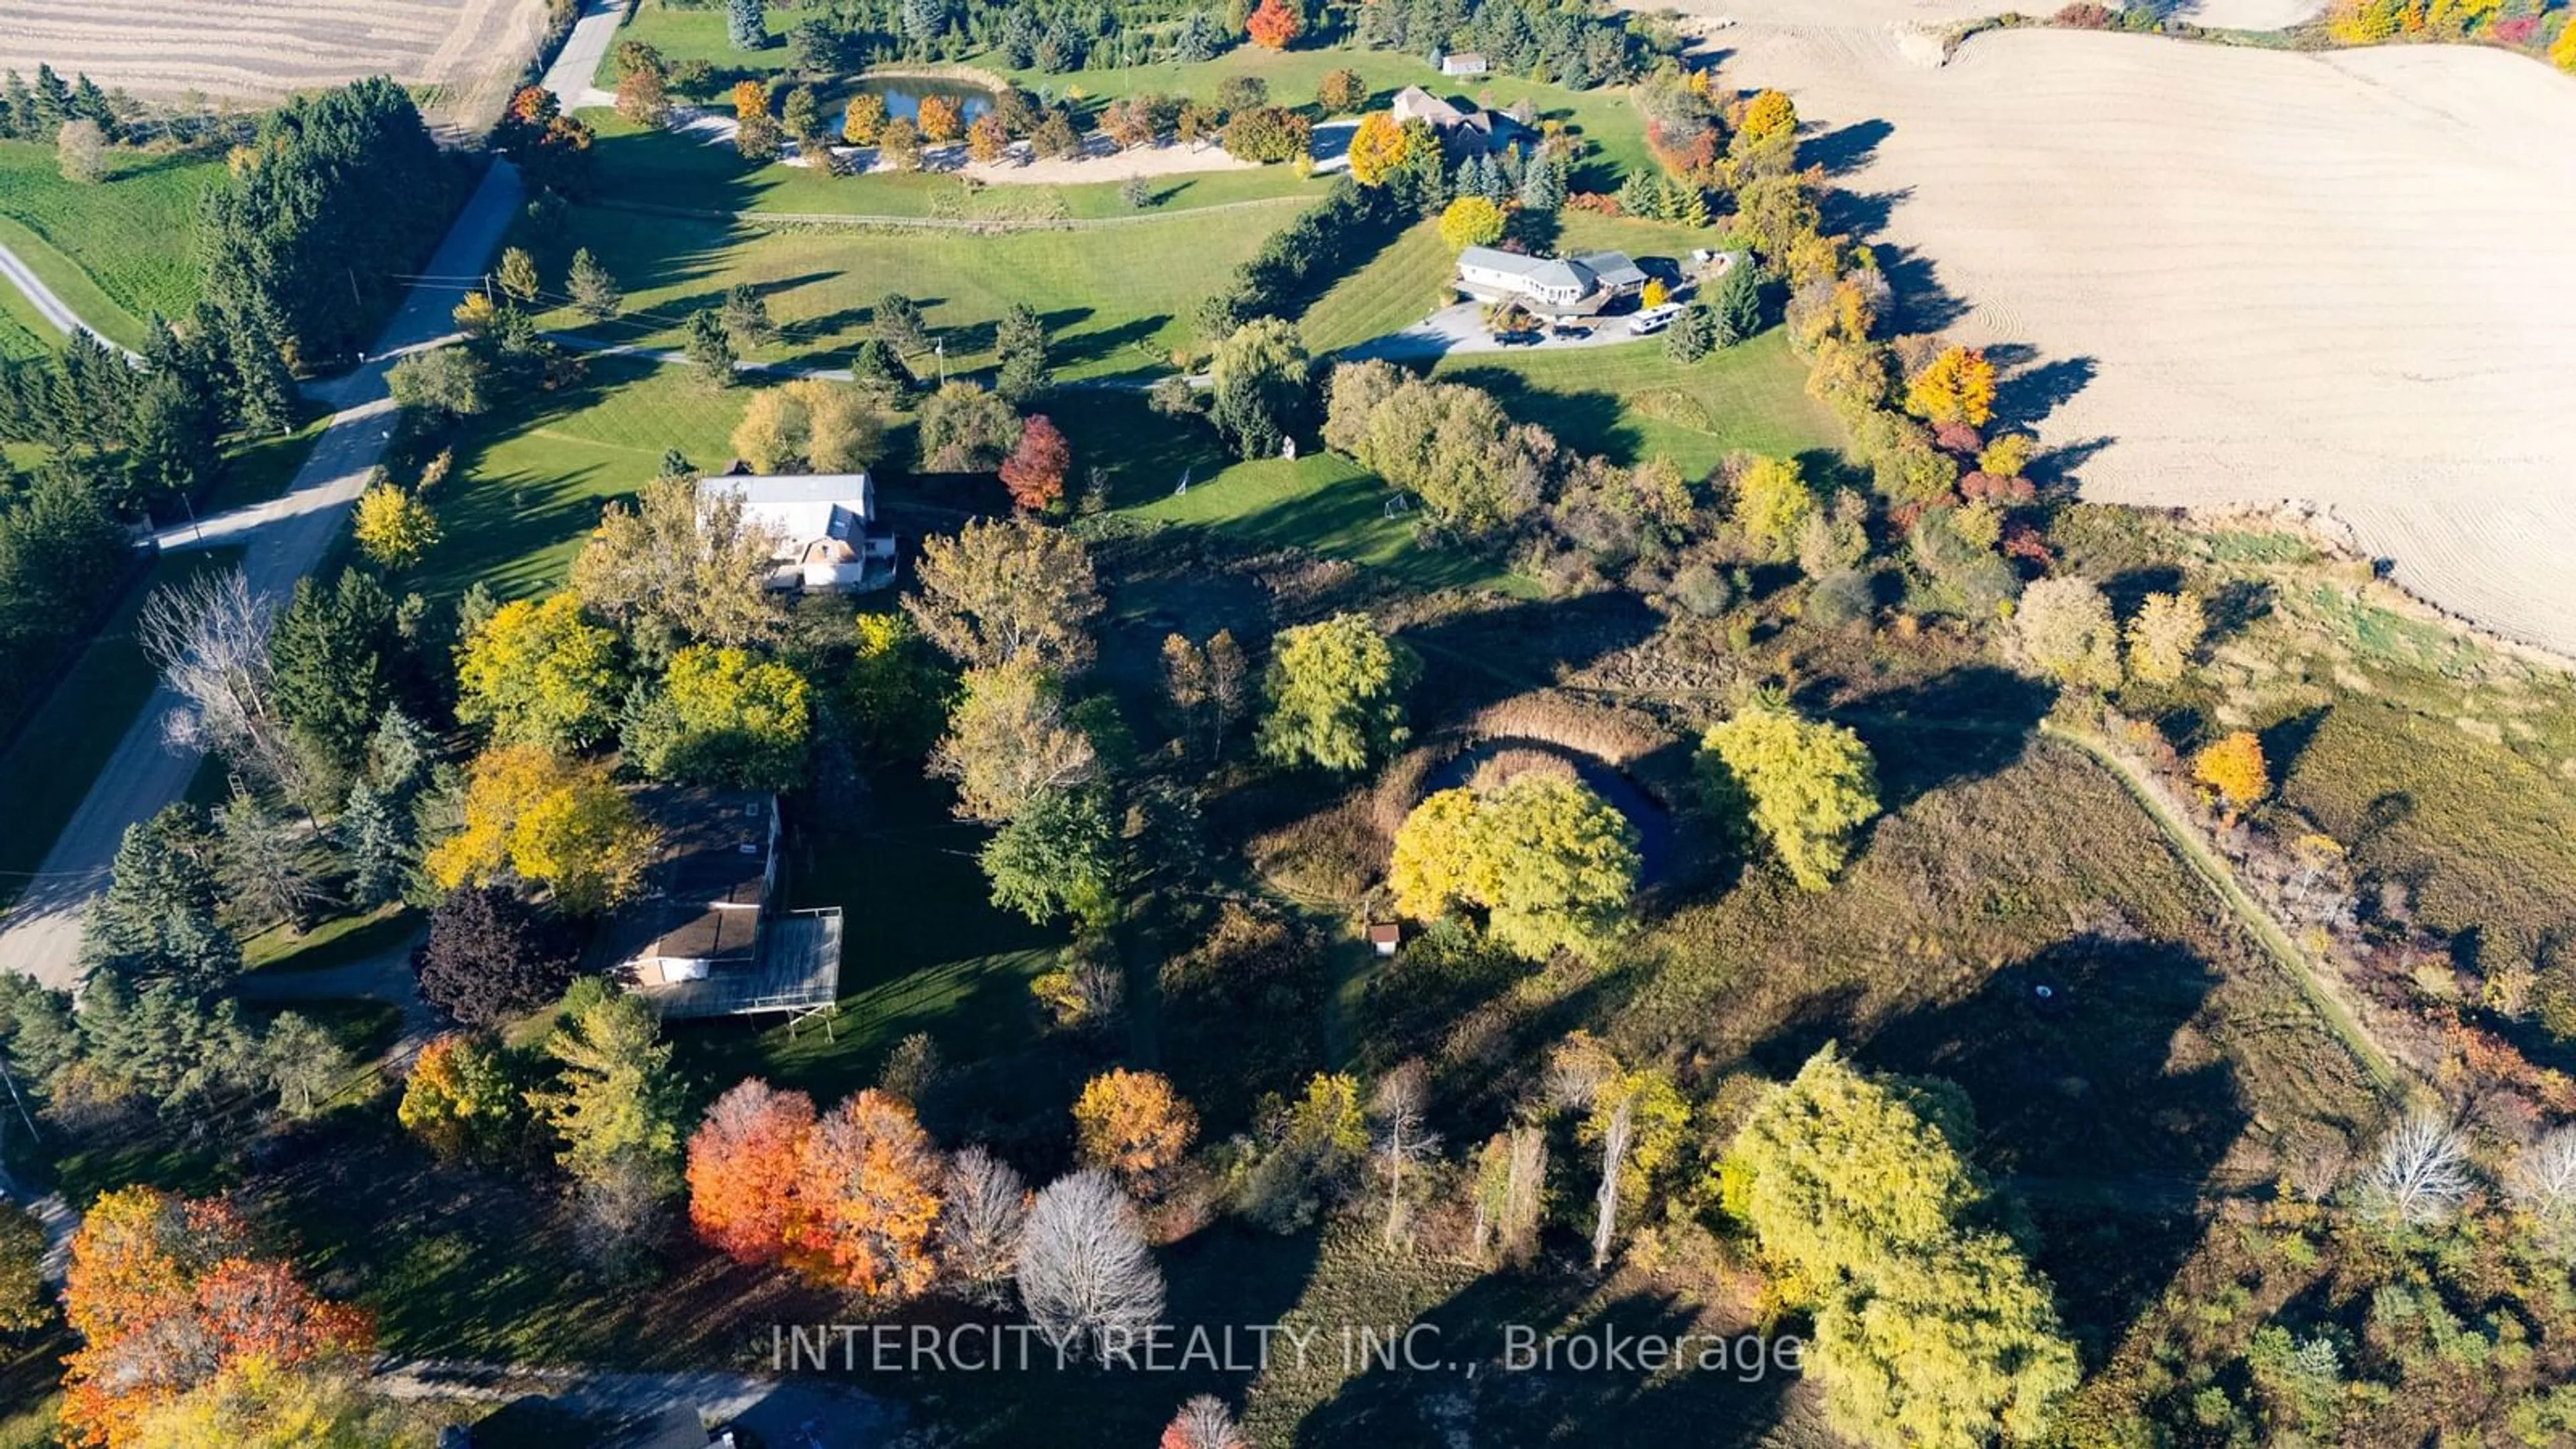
[699, 472, 896, 593]
[610, 788, 843, 1032]
[1456, 246, 1650, 315]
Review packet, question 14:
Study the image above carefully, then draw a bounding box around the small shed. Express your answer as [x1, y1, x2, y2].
[1366, 922, 1402, 957]
[1439, 52, 1491, 77]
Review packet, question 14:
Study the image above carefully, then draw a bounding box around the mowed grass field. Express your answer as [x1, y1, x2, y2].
[409, 355, 745, 603]
[0, 140, 220, 348]
[521, 199, 1285, 380]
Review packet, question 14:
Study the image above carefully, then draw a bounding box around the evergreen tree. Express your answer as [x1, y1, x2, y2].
[993, 303, 1049, 404]
[80, 806, 239, 991]
[216, 787, 320, 933]
[685, 310, 738, 386]
[1712, 260, 1764, 347]
[1664, 301, 1718, 363]
[567, 248, 622, 323]
[728, 0, 771, 50]
[270, 568, 411, 780]
[224, 309, 297, 435]
[338, 778, 411, 910]
[721, 282, 775, 348]
[1517, 152, 1564, 213]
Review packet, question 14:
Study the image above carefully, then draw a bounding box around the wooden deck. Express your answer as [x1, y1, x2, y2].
[635, 908, 843, 1025]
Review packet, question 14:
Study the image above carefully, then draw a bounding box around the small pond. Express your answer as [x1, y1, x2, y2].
[837, 74, 996, 134]
[1424, 739, 1677, 886]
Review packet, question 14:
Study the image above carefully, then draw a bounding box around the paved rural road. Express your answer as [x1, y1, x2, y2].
[373, 1360, 906, 1445]
[0, 159, 527, 990]
[544, 0, 629, 105]
[0, 239, 135, 357]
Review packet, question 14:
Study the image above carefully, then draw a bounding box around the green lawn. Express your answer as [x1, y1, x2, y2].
[666, 769, 1071, 1110]
[578, 107, 1318, 218]
[1433, 329, 1841, 476]
[1059, 391, 1521, 594]
[593, 1, 800, 89]
[244, 904, 419, 973]
[0, 549, 241, 913]
[411, 355, 747, 603]
[0, 140, 222, 348]
[521, 198, 1279, 380]
[0, 276, 52, 362]
[998, 46, 1656, 190]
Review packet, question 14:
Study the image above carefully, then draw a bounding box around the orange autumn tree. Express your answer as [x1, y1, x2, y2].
[788, 1089, 946, 1301]
[998, 414, 1071, 512]
[62, 1189, 370, 1448]
[1246, 0, 1303, 50]
[917, 93, 964, 143]
[2194, 731, 2270, 811]
[1074, 1069, 1199, 1197]
[688, 1078, 818, 1264]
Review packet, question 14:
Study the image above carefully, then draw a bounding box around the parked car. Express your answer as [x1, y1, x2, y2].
[1497, 329, 1544, 347]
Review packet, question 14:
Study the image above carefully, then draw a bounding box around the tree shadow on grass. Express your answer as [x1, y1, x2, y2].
[1435, 365, 1635, 464]
[1404, 593, 1662, 734]
[1834, 663, 2053, 810]
[1295, 1273, 1798, 1448]
[1849, 938, 2248, 1356]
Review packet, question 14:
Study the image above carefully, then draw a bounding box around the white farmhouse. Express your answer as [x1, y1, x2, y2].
[699, 472, 896, 592]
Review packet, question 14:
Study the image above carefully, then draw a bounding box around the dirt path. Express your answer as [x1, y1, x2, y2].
[0, 160, 527, 991]
[2036, 719, 2411, 1102]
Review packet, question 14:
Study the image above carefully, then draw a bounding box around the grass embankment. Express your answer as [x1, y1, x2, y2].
[0, 548, 241, 910]
[517, 199, 1275, 380]
[580, 109, 1316, 218]
[0, 140, 221, 350]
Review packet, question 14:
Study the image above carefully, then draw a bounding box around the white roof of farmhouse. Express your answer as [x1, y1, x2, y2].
[700, 473, 875, 542]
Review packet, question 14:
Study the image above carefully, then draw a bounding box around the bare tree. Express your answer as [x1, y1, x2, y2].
[943, 1145, 1030, 1305]
[1371, 1060, 1440, 1247]
[140, 567, 297, 789]
[1162, 1395, 1246, 1449]
[2507, 1126, 2576, 1251]
[2360, 1110, 2476, 1228]
[1204, 629, 1248, 753]
[1470, 1126, 1546, 1267]
[1590, 1089, 1635, 1270]
[1019, 1169, 1164, 1359]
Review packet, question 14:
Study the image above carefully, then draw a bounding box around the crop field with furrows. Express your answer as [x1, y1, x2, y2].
[0, 0, 551, 137]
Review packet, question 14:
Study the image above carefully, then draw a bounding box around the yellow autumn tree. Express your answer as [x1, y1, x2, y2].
[1904, 345, 1998, 428]
[2555, 14, 2576, 72]
[789, 1089, 945, 1300]
[1438, 195, 1505, 253]
[1345, 111, 1411, 186]
[454, 592, 626, 751]
[352, 483, 439, 571]
[2194, 731, 2269, 810]
[1730, 453, 1819, 559]
[424, 745, 660, 914]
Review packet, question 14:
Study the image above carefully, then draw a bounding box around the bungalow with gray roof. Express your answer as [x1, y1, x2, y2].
[1456, 246, 1650, 315]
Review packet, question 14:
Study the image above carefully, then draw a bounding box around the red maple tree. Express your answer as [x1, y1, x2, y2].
[998, 414, 1072, 513]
